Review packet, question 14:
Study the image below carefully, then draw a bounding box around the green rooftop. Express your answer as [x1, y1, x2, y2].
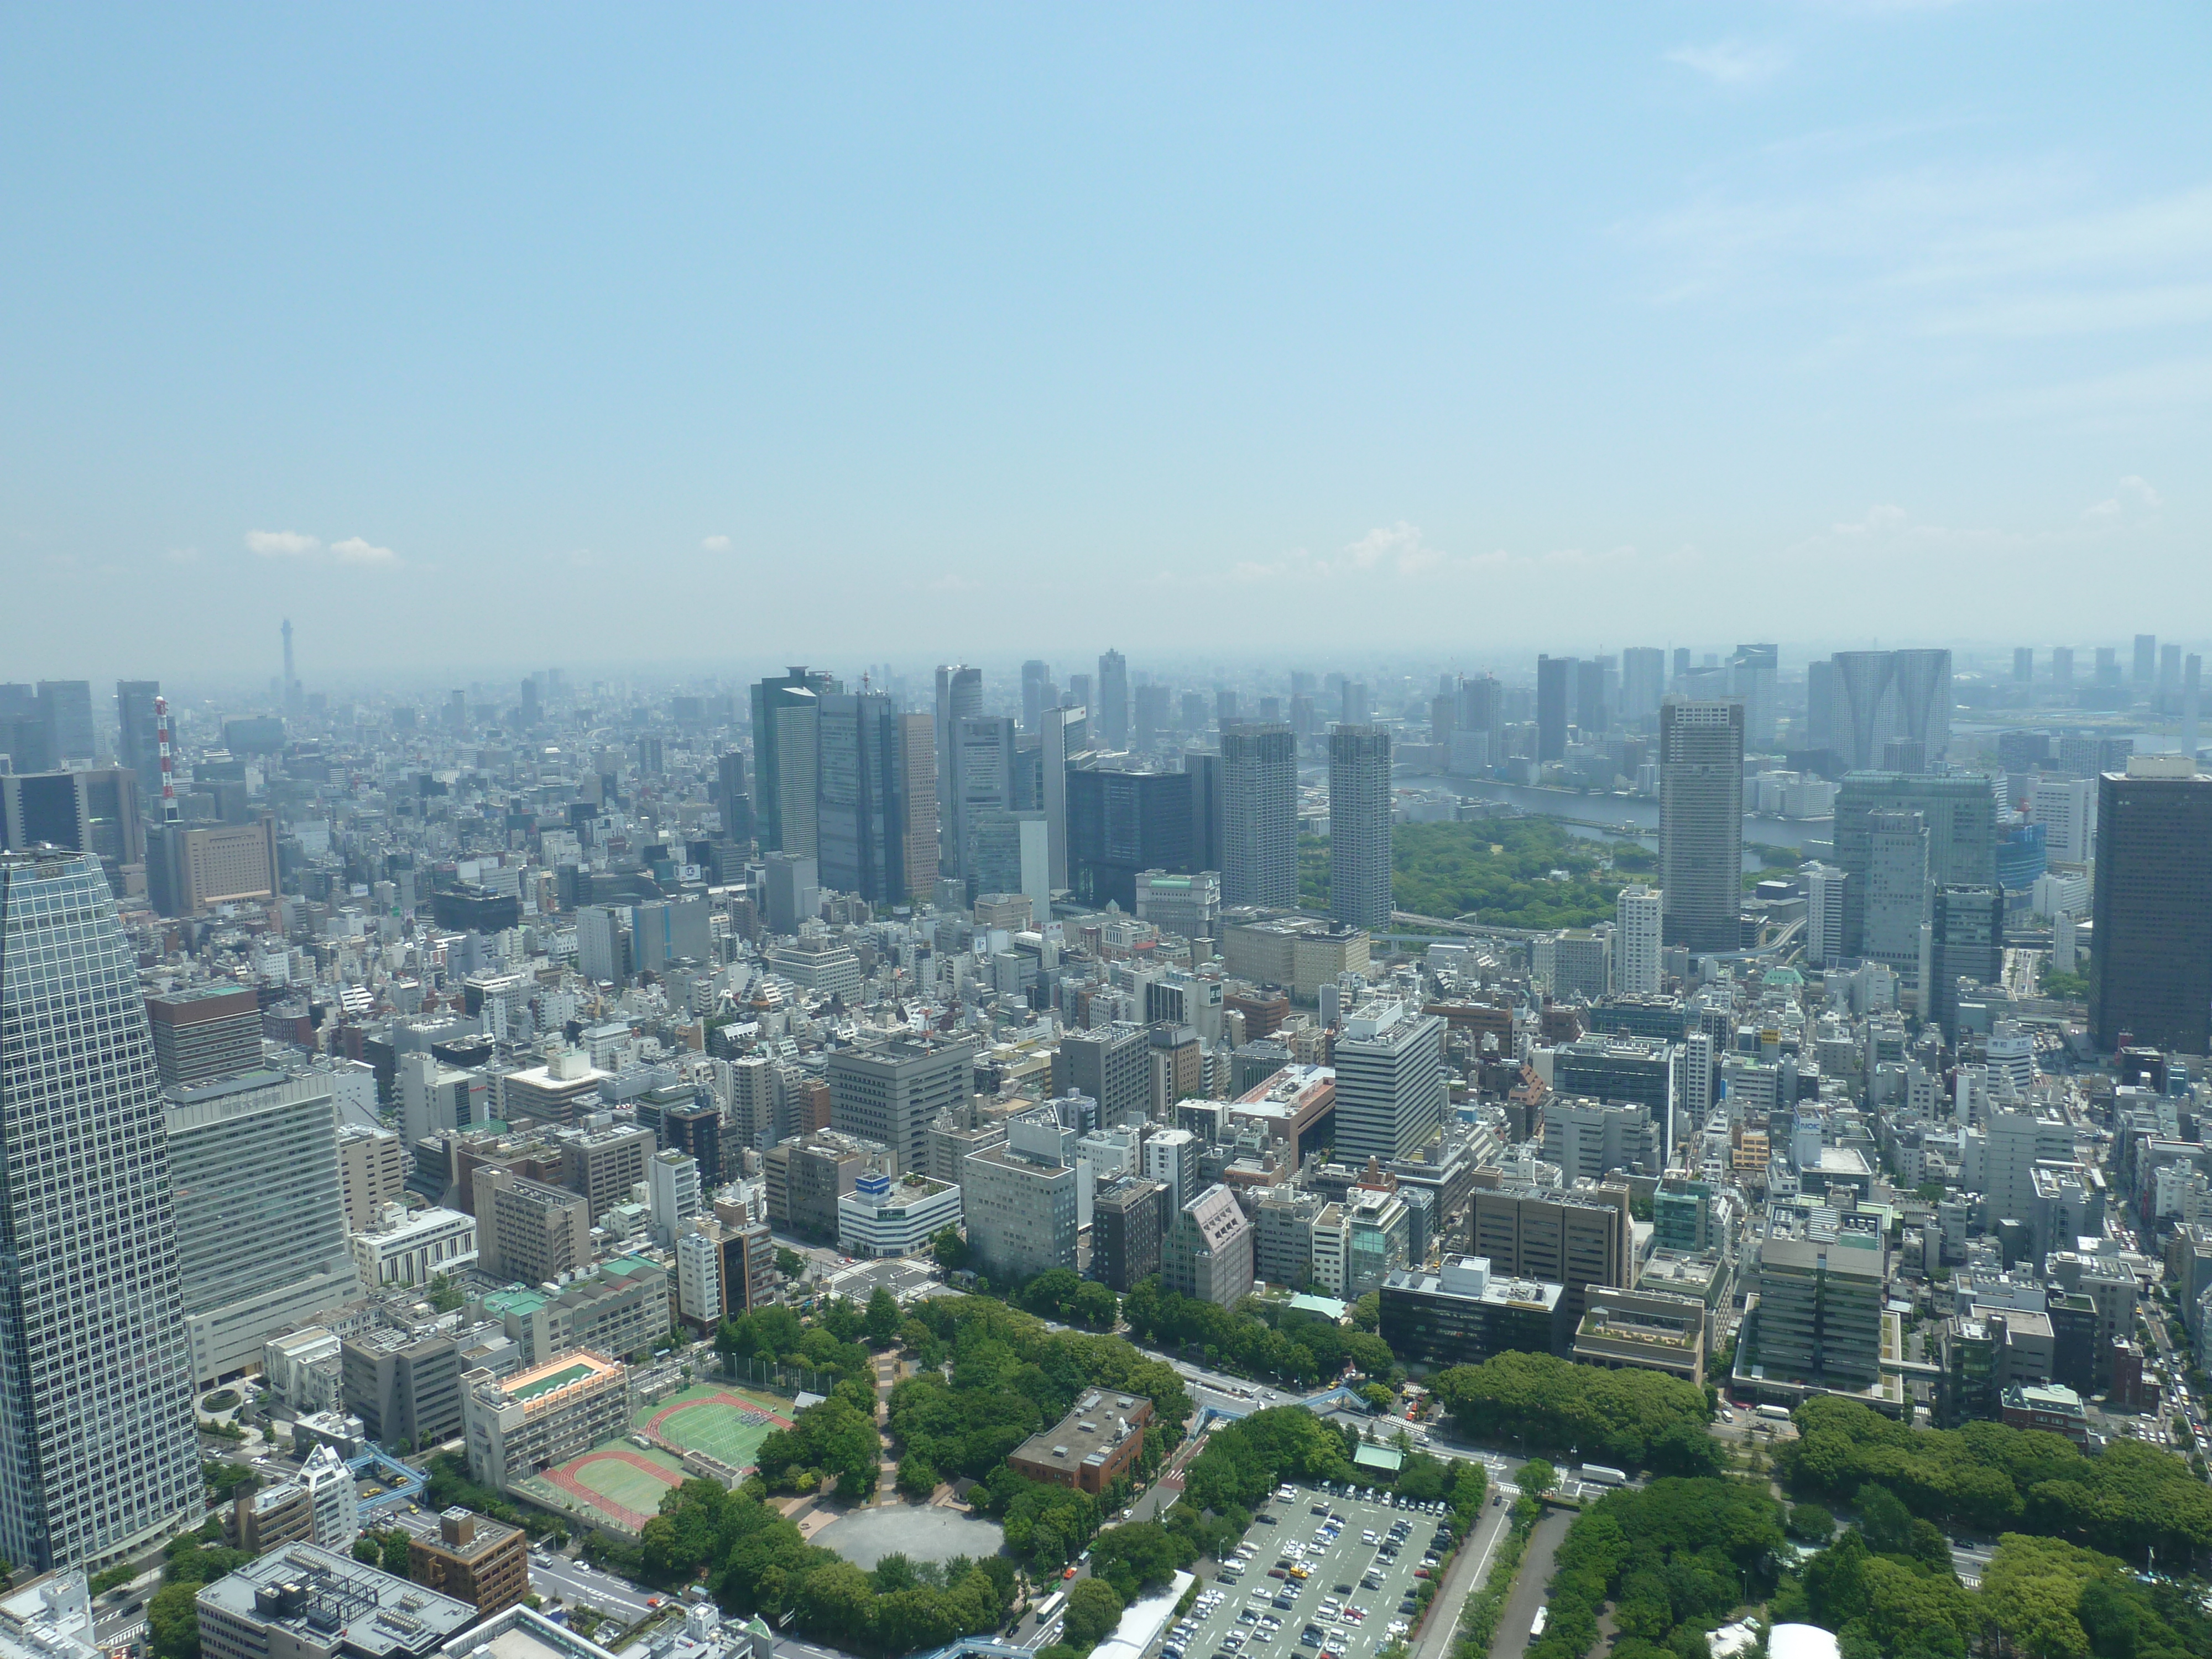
[1353, 1443, 1405, 1471]
[509, 1360, 598, 1401]
[483, 1289, 547, 1316]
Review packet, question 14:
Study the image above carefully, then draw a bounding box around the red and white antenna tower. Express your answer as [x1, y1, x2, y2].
[154, 695, 180, 824]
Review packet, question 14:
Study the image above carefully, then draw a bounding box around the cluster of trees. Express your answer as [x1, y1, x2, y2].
[350, 1530, 412, 1574]
[634, 1478, 1018, 1656]
[1978, 1533, 2212, 1659]
[1428, 1352, 1718, 1473]
[1773, 1488, 1976, 1659]
[1781, 1396, 2212, 1563]
[148, 1527, 259, 1659]
[1120, 1282, 1396, 1386]
[1017, 1268, 1120, 1331]
[1528, 1478, 1785, 1659]
[755, 1394, 884, 1498]
[1297, 820, 1637, 930]
[714, 1301, 882, 1386]
[890, 1294, 1191, 1571]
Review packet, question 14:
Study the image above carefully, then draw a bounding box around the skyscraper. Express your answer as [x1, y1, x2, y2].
[1826, 649, 1952, 770]
[1041, 703, 1087, 892]
[116, 680, 160, 804]
[1620, 648, 1666, 729]
[952, 714, 1016, 888]
[1832, 774, 1996, 959]
[1065, 765, 1194, 910]
[1133, 682, 1170, 750]
[35, 681, 95, 764]
[1536, 655, 1574, 761]
[1927, 885, 2002, 1042]
[1731, 644, 1778, 750]
[815, 689, 901, 902]
[749, 667, 839, 853]
[1332, 1000, 1446, 1165]
[933, 665, 981, 875]
[1328, 725, 1393, 932]
[1615, 885, 1663, 994]
[2091, 758, 2212, 1055]
[0, 849, 201, 1569]
[1021, 660, 1050, 733]
[896, 712, 938, 904]
[1863, 810, 1929, 980]
[1096, 650, 1129, 749]
[1657, 698, 1744, 954]
[2134, 634, 2157, 690]
[1219, 722, 1298, 909]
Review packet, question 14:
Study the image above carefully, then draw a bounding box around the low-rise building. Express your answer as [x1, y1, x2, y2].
[348, 1206, 477, 1290]
[1006, 1391, 1154, 1495]
[1377, 1258, 1567, 1371]
[195, 1543, 475, 1659]
[836, 1170, 963, 1259]
[406, 1508, 529, 1619]
[461, 1352, 631, 1493]
[0, 1568, 100, 1659]
[498, 1052, 612, 1127]
[473, 1259, 670, 1369]
[1573, 1286, 1709, 1381]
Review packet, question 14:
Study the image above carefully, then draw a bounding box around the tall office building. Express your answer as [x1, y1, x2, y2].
[35, 681, 95, 764]
[1832, 774, 1995, 959]
[933, 666, 982, 875]
[1657, 698, 1744, 954]
[1731, 644, 1778, 749]
[1055, 1022, 1151, 1126]
[2031, 777, 2098, 865]
[0, 850, 201, 1569]
[1825, 649, 1952, 770]
[2091, 759, 2212, 1055]
[828, 1034, 976, 1175]
[1614, 885, 1663, 995]
[165, 1072, 356, 1386]
[952, 714, 1017, 886]
[2135, 634, 2158, 691]
[1620, 649, 1666, 730]
[1804, 863, 1848, 968]
[1927, 885, 2002, 1042]
[1041, 704, 1087, 893]
[749, 667, 838, 853]
[116, 680, 161, 804]
[1219, 722, 1298, 908]
[896, 711, 937, 903]
[1536, 655, 1574, 761]
[1096, 650, 1129, 749]
[1021, 660, 1051, 733]
[1065, 765, 1194, 910]
[714, 750, 753, 843]
[2013, 648, 2034, 684]
[1133, 683, 1170, 751]
[815, 690, 899, 903]
[1863, 810, 1929, 980]
[1328, 726, 1394, 932]
[1183, 749, 1225, 874]
[1331, 1000, 1446, 1164]
[145, 984, 263, 1088]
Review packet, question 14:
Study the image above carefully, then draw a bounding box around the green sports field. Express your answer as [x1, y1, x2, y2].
[516, 1383, 799, 1535]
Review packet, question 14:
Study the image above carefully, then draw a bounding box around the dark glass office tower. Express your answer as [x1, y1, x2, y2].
[1658, 697, 1745, 954]
[1065, 766, 1194, 910]
[2092, 764, 2212, 1054]
[748, 667, 839, 852]
[1536, 655, 1574, 761]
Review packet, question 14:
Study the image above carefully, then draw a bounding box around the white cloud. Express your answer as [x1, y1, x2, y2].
[701, 534, 732, 552]
[2121, 474, 2164, 508]
[246, 530, 320, 557]
[328, 536, 398, 567]
[162, 545, 200, 564]
[1665, 39, 1792, 87]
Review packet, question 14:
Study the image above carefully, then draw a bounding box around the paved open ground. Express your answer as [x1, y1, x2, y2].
[1488, 1507, 1570, 1659]
[1170, 1480, 1467, 1659]
[810, 1504, 1008, 1568]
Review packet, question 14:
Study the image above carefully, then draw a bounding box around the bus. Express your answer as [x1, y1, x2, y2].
[1756, 1405, 1793, 1423]
[1530, 1608, 1548, 1641]
[1034, 1593, 1066, 1628]
[1579, 1464, 1627, 1487]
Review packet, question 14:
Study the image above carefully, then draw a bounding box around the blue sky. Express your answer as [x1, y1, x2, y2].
[3, 2, 2208, 681]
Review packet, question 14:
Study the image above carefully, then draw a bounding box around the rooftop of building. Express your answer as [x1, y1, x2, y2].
[1384, 1258, 1560, 1310]
[419, 1508, 523, 1564]
[1009, 1390, 1152, 1475]
[196, 1542, 476, 1657]
[483, 1350, 621, 1406]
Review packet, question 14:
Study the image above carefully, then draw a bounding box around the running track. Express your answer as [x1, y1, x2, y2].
[542, 1448, 673, 1532]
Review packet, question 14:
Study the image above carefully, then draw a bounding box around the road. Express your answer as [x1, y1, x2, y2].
[1411, 1494, 1514, 1659]
[528, 1553, 658, 1623]
[1488, 1508, 1571, 1659]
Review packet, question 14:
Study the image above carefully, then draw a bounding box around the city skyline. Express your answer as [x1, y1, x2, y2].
[4, 5, 2209, 671]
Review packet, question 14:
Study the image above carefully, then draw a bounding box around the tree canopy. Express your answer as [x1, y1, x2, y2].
[1121, 1281, 1396, 1386]
[1429, 1351, 1714, 1470]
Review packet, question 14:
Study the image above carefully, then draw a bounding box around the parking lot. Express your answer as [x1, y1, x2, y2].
[1161, 1480, 1468, 1659]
